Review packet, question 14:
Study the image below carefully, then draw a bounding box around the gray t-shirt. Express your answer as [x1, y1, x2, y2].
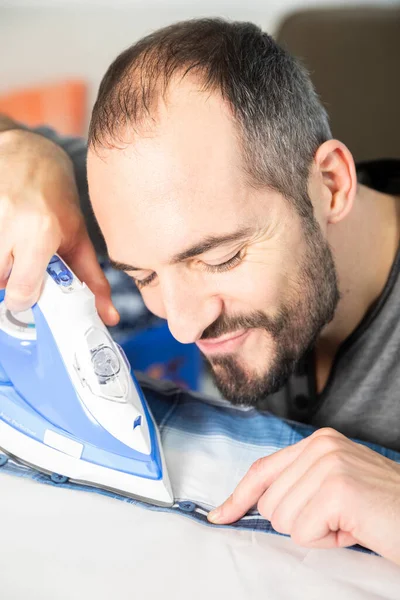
[35, 127, 400, 451]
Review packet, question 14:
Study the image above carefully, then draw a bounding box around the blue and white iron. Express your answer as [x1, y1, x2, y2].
[0, 255, 173, 507]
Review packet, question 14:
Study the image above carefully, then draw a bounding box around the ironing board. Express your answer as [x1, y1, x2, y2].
[1, 475, 400, 599]
[1, 377, 400, 598]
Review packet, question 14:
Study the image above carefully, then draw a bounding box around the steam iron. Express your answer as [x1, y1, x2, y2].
[0, 255, 173, 507]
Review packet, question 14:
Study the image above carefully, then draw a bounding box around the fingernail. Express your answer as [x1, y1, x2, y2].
[208, 508, 222, 524]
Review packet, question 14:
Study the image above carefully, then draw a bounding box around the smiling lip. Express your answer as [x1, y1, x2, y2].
[196, 330, 250, 355]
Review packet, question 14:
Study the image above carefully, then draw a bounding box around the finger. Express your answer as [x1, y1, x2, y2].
[5, 240, 56, 312]
[208, 441, 308, 525]
[290, 487, 357, 550]
[260, 453, 346, 535]
[257, 432, 353, 525]
[61, 232, 119, 326]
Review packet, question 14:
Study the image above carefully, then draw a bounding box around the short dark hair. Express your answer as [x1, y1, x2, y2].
[88, 18, 331, 218]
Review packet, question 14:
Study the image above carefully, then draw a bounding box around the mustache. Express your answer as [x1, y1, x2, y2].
[200, 310, 287, 340]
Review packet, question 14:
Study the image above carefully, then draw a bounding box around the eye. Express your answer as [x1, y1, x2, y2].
[203, 250, 243, 274]
[132, 272, 157, 289]
[132, 248, 244, 288]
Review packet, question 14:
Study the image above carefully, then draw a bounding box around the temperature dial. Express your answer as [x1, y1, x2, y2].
[91, 344, 121, 384]
[0, 302, 36, 340]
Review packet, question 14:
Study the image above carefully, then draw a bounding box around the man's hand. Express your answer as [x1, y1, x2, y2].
[0, 127, 119, 325]
[208, 428, 400, 565]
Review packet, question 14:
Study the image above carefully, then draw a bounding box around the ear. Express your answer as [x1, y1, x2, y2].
[314, 140, 357, 225]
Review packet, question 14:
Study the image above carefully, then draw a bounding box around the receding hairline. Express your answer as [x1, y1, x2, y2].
[88, 64, 234, 152]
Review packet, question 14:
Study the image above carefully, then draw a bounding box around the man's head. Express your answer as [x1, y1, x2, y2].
[87, 19, 355, 406]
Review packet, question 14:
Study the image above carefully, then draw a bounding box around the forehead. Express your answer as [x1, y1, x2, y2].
[87, 79, 259, 262]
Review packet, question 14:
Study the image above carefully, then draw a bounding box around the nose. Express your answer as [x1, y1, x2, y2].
[161, 274, 222, 344]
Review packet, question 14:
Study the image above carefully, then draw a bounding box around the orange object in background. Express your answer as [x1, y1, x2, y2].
[0, 79, 87, 136]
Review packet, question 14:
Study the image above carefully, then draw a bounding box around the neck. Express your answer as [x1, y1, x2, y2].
[315, 184, 400, 393]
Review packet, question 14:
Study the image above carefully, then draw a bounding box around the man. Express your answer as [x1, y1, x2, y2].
[1, 19, 400, 563]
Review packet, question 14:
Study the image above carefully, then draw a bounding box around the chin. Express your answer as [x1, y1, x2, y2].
[208, 349, 298, 407]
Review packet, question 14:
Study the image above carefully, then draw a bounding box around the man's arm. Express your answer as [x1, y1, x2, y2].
[0, 114, 106, 255]
[0, 114, 117, 322]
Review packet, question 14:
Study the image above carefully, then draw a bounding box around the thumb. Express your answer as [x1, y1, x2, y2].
[61, 232, 119, 326]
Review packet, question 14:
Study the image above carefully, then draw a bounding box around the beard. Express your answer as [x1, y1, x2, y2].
[201, 211, 340, 407]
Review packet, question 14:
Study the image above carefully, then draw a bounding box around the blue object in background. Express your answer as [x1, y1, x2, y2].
[121, 321, 201, 391]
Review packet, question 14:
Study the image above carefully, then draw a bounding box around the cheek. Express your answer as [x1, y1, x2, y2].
[220, 260, 290, 314]
[240, 228, 307, 309]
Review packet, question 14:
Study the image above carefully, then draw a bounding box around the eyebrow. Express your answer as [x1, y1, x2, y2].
[109, 226, 253, 272]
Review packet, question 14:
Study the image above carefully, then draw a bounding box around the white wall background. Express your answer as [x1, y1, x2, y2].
[0, 0, 398, 125]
